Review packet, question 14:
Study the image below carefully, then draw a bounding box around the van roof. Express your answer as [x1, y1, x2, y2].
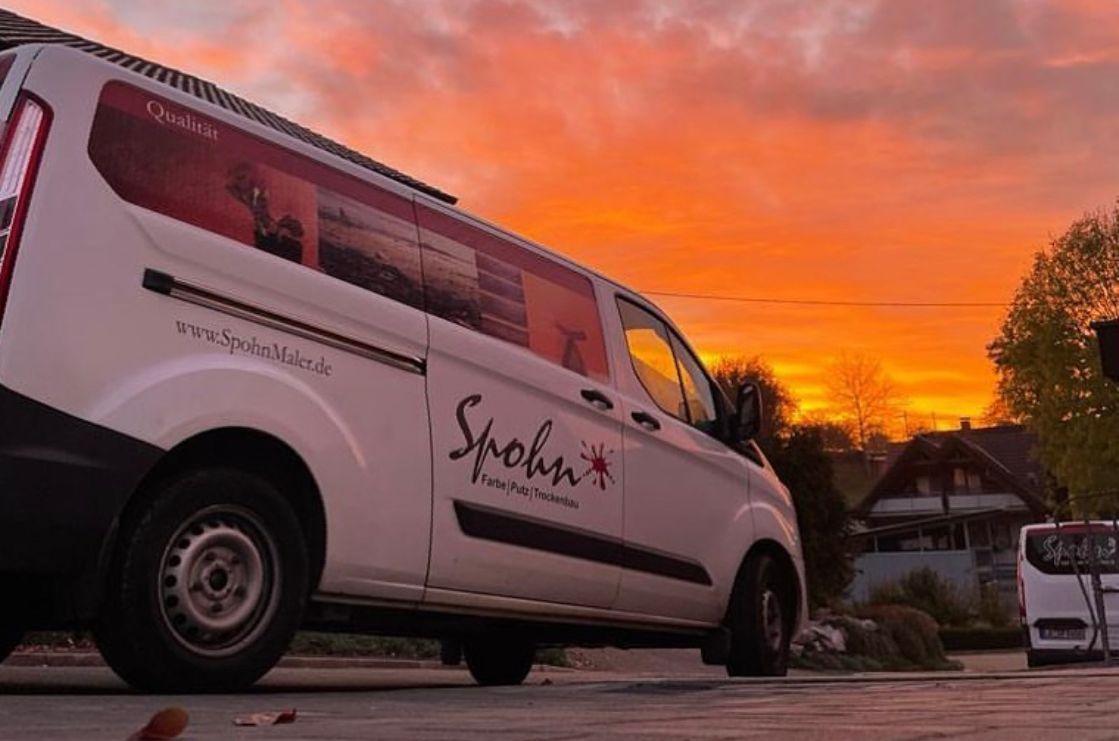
[0, 8, 458, 206]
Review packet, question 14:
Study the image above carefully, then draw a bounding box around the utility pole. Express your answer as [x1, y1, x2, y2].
[1086, 520, 1113, 665]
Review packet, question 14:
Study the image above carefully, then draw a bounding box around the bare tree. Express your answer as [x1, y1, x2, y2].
[824, 352, 897, 450]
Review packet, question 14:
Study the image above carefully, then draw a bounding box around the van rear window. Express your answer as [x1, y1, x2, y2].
[1024, 527, 1119, 575]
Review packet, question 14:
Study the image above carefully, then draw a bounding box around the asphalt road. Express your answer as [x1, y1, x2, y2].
[1, 663, 1117, 739]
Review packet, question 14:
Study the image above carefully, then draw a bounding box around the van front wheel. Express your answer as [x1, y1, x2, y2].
[725, 553, 792, 677]
[95, 468, 308, 692]
[463, 635, 535, 686]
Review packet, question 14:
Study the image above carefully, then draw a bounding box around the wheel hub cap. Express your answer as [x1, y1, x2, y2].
[159, 506, 279, 657]
[761, 589, 784, 651]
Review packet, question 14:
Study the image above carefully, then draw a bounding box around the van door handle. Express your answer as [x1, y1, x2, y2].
[580, 389, 614, 411]
[631, 410, 661, 431]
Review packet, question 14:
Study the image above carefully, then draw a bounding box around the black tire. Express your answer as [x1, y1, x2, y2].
[1026, 650, 1082, 669]
[463, 635, 535, 686]
[725, 553, 794, 677]
[0, 621, 23, 664]
[95, 467, 309, 692]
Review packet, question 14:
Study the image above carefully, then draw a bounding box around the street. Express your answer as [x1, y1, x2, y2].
[2, 661, 1118, 739]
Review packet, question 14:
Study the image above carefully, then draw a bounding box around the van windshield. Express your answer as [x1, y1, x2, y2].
[1025, 527, 1119, 575]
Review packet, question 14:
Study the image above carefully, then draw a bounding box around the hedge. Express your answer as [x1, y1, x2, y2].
[938, 626, 1024, 652]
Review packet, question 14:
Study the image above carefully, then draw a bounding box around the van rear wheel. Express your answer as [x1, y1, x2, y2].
[725, 553, 792, 677]
[463, 635, 535, 686]
[95, 468, 308, 692]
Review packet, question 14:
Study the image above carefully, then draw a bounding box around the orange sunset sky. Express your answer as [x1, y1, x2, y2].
[13, 0, 1119, 433]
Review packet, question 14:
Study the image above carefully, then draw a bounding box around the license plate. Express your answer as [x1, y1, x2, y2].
[1040, 626, 1086, 640]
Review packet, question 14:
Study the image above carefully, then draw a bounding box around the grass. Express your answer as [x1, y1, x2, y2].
[19, 630, 570, 666]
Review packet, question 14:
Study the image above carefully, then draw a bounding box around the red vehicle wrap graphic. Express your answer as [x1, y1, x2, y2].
[89, 81, 608, 380]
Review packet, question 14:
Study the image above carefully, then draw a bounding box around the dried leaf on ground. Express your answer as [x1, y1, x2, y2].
[126, 706, 189, 740]
[233, 708, 298, 726]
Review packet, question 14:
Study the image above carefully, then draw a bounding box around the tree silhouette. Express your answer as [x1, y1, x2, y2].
[988, 204, 1119, 512]
[709, 354, 853, 605]
[709, 355, 795, 455]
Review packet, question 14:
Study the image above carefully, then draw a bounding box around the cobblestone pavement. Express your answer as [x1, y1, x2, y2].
[1, 664, 1117, 739]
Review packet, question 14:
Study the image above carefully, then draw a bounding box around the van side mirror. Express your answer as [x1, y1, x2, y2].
[733, 382, 763, 443]
[1094, 319, 1119, 382]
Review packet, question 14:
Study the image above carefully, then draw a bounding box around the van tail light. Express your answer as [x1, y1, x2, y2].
[1017, 543, 1026, 625]
[0, 94, 50, 325]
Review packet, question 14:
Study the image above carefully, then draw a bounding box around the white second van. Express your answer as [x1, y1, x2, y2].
[1019, 522, 1119, 667]
[0, 39, 805, 691]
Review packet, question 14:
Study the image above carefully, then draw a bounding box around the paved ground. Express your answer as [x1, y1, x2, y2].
[1, 659, 1117, 739]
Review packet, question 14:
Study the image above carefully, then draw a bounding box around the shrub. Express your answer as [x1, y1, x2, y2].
[793, 605, 961, 672]
[840, 616, 897, 666]
[976, 582, 1012, 628]
[938, 627, 1024, 651]
[867, 568, 972, 627]
[855, 604, 957, 670]
[289, 633, 441, 659]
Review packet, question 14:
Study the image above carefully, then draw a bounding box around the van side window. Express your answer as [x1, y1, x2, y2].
[87, 82, 425, 310]
[618, 299, 719, 435]
[315, 189, 424, 308]
[670, 334, 717, 433]
[87, 81, 610, 382]
[618, 300, 688, 418]
[416, 206, 610, 382]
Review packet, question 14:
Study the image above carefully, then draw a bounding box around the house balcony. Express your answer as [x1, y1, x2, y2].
[946, 492, 1027, 512]
[870, 492, 1029, 516]
[871, 497, 944, 515]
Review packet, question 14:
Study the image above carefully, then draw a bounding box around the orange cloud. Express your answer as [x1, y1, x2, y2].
[10, 0, 1119, 433]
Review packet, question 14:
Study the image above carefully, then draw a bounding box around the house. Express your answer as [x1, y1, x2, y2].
[848, 421, 1047, 606]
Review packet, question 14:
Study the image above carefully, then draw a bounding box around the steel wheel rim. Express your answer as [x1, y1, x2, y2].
[158, 504, 281, 658]
[761, 588, 784, 652]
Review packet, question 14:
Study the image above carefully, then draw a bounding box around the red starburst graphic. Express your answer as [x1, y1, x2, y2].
[580, 442, 615, 490]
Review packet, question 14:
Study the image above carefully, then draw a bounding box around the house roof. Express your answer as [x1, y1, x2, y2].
[855, 424, 1047, 518]
[0, 8, 457, 206]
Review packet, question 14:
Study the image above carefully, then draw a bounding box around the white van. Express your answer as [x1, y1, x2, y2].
[0, 41, 805, 692]
[1019, 522, 1119, 667]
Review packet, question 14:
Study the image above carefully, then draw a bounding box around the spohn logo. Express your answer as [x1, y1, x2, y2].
[449, 394, 615, 491]
[580, 442, 615, 490]
[146, 99, 219, 141]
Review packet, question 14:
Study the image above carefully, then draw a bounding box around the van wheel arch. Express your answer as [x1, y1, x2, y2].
[721, 540, 802, 676]
[103, 428, 326, 600]
[729, 541, 801, 633]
